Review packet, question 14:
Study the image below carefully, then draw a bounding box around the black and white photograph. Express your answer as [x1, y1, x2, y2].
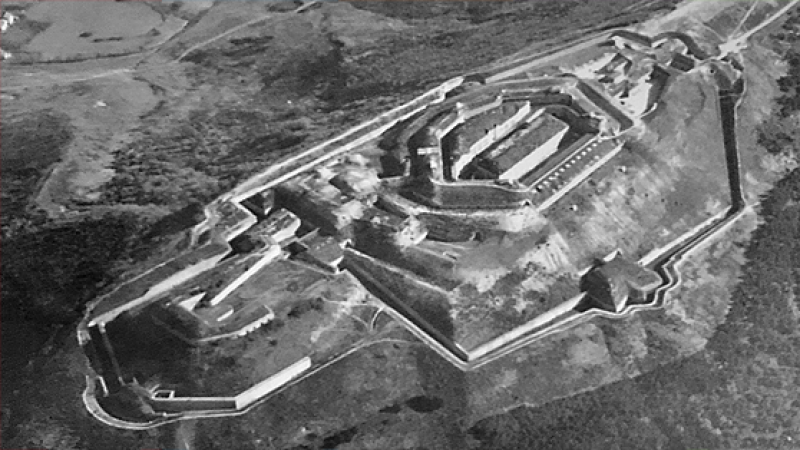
[2, 0, 800, 449]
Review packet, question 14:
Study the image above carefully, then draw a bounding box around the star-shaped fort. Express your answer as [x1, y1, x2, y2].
[78, 20, 754, 428]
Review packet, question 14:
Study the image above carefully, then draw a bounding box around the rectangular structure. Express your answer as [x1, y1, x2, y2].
[500, 114, 571, 181]
[234, 357, 312, 409]
[486, 113, 569, 177]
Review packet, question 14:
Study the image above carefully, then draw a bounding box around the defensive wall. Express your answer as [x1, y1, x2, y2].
[388, 76, 633, 213]
[342, 246, 661, 367]
[341, 248, 471, 363]
[206, 244, 282, 307]
[571, 81, 635, 132]
[87, 324, 124, 394]
[468, 294, 585, 360]
[404, 179, 535, 210]
[82, 356, 313, 429]
[377, 190, 546, 239]
[144, 357, 312, 414]
[149, 298, 276, 344]
[609, 30, 714, 60]
[86, 238, 232, 327]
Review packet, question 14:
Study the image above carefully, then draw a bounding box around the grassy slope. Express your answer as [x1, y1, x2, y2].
[469, 14, 800, 450]
[470, 166, 800, 450]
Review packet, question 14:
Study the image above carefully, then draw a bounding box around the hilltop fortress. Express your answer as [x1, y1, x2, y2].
[78, 24, 750, 428]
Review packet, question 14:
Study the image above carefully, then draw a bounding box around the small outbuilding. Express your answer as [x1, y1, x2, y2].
[580, 253, 661, 313]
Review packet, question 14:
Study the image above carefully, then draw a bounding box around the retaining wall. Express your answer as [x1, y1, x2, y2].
[148, 397, 237, 414]
[342, 248, 469, 362]
[145, 357, 312, 414]
[379, 190, 546, 237]
[89, 241, 230, 326]
[409, 179, 534, 210]
[235, 357, 312, 408]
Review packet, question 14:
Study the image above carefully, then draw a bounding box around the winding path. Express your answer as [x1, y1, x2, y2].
[174, 1, 319, 62]
[1, 1, 318, 91]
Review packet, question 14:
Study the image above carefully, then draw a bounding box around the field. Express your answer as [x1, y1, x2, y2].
[3, 1, 185, 62]
[545, 70, 733, 265]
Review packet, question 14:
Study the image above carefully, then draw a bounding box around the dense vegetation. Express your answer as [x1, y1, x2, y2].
[2, 214, 146, 324]
[0, 110, 72, 234]
[758, 12, 800, 154]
